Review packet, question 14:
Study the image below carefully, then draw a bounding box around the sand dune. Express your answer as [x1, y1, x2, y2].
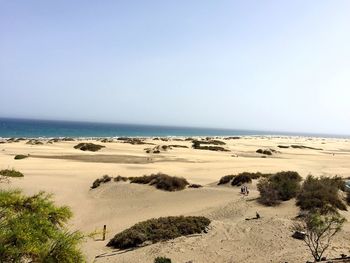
[0, 136, 349, 262]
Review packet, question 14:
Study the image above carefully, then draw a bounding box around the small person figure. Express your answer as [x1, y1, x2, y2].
[256, 212, 260, 219]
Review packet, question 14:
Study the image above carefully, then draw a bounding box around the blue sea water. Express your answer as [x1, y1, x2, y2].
[0, 118, 347, 138]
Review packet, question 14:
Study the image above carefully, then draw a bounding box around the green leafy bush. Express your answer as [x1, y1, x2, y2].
[154, 257, 172, 263]
[107, 216, 210, 249]
[74, 142, 105, 152]
[0, 190, 84, 262]
[0, 169, 24, 177]
[14, 154, 28, 160]
[257, 178, 280, 206]
[296, 175, 347, 213]
[257, 171, 301, 205]
[130, 173, 189, 191]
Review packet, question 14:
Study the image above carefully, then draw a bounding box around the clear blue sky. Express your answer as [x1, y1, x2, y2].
[1, 1, 350, 135]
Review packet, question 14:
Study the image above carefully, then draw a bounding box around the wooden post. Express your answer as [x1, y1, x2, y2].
[102, 225, 106, 241]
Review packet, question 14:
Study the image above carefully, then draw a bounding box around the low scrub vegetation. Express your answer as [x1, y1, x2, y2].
[277, 145, 290, 149]
[256, 149, 273, 155]
[14, 154, 28, 160]
[0, 190, 84, 262]
[291, 145, 323, 150]
[114, 175, 128, 182]
[296, 175, 347, 214]
[91, 175, 113, 189]
[130, 173, 189, 191]
[74, 142, 105, 151]
[154, 257, 171, 263]
[188, 184, 203, 188]
[107, 216, 210, 249]
[218, 172, 271, 186]
[0, 169, 24, 178]
[347, 192, 350, 205]
[257, 171, 302, 206]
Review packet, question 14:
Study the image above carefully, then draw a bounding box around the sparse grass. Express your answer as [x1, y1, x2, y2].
[0, 169, 24, 177]
[130, 173, 189, 191]
[91, 175, 113, 189]
[74, 142, 105, 152]
[107, 216, 210, 249]
[296, 175, 347, 213]
[14, 154, 28, 160]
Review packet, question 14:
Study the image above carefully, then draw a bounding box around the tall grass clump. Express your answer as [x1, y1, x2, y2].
[107, 216, 210, 249]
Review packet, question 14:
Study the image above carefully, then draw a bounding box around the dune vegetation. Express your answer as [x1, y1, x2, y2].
[107, 216, 210, 249]
[0, 169, 24, 178]
[74, 142, 105, 152]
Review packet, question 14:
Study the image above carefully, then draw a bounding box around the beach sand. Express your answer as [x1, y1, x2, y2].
[1, 136, 350, 262]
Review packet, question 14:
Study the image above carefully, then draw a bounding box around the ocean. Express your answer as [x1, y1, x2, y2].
[0, 118, 347, 138]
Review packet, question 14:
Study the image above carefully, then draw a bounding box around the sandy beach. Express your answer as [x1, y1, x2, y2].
[1, 136, 349, 263]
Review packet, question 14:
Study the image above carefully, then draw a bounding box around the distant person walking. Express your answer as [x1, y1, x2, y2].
[240, 184, 249, 196]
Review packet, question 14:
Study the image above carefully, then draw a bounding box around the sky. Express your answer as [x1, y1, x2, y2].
[0, 1, 350, 135]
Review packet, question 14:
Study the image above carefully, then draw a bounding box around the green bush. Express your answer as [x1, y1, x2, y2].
[0, 169, 24, 177]
[74, 142, 105, 152]
[14, 154, 28, 160]
[107, 216, 210, 249]
[0, 190, 84, 262]
[257, 171, 301, 205]
[154, 257, 172, 263]
[269, 171, 302, 201]
[257, 178, 281, 206]
[130, 173, 189, 191]
[296, 175, 347, 214]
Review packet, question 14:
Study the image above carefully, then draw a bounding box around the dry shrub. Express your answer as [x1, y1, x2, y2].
[74, 143, 105, 152]
[107, 216, 210, 249]
[130, 173, 189, 191]
[91, 175, 112, 189]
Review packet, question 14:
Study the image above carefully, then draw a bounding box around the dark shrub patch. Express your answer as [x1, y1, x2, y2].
[347, 192, 350, 205]
[278, 145, 290, 149]
[130, 173, 189, 191]
[169, 144, 188, 148]
[91, 175, 113, 189]
[231, 174, 252, 186]
[257, 171, 301, 205]
[256, 149, 272, 155]
[107, 216, 210, 249]
[114, 175, 128, 182]
[218, 175, 235, 185]
[290, 145, 323, 150]
[14, 154, 28, 160]
[296, 175, 347, 213]
[188, 184, 203, 188]
[0, 169, 24, 177]
[269, 171, 302, 201]
[26, 139, 44, 145]
[218, 172, 271, 186]
[257, 178, 281, 206]
[192, 139, 225, 146]
[74, 143, 105, 152]
[154, 257, 171, 263]
[223, 136, 241, 140]
[192, 141, 229, 152]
